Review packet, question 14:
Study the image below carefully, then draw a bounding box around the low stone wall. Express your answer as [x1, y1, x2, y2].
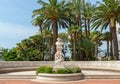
[0, 61, 120, 72]
[0, 61, 54, 69]
[0, 61, 54, 73]
[63, 61, 120, 71]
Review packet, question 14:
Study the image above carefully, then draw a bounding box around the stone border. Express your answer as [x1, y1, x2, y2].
[0, 61, 120, 73]
[36, 73, 83, 81]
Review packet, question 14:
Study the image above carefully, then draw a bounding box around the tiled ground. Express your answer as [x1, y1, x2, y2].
[0, 79, 120, 84]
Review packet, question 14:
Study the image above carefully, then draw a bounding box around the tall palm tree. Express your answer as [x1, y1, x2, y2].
[33, 0, 70, 56]
[68, 0, 83, 60]
[90, 31, 103, 58]
[68, 25, 81, 60]
[92, 0, 120, 60]
[103, 31, 112, 60]
[42, 30, 53, 60]
[32, 16, 51, 33]
[32, 16, 44, 33]
[82, 2, 95, 39]
[70, 0, 83, 26]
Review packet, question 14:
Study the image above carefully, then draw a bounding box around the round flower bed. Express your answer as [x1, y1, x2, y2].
[36, 66, 83, 81]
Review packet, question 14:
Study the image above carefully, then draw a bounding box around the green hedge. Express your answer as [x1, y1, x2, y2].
[36, 66, 81, 75]
[36, 66, 53, 75]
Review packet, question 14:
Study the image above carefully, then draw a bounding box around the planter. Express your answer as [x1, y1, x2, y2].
[36, 73, 83, 81]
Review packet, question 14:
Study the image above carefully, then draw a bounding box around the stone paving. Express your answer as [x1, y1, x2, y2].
[0, 70, 120, 84]
[3, 70, 120, 75]
[1, 79, 120, 84]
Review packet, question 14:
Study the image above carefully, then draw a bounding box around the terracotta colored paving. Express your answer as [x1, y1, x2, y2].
[0, 79, 120, 84]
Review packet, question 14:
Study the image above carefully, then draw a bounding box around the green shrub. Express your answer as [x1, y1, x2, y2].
[36, 66, 81, 75]
[36, 66, 53, 75]
[70, 67, 81, 73]
[55, 68, 73, 74]
[55, 67, 81, 74]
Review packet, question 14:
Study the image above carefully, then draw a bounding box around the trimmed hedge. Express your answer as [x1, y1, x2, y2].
[36, 66, 81, 75]
[36, 66, 53, 75]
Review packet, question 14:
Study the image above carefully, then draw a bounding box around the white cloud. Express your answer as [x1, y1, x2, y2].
[0, 22, 38, 48]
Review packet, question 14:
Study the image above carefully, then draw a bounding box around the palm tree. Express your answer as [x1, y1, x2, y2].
[80, 38, 95, 60]
[69, 0, 83, 26]
[33, 0, 70, 56]
[58, 32, 69, 43]
[68, 25, 81, 60]
[90, 31, 103, 59]
[32, 16, 44, 33]
[68, 0, 83, 60]
[82, 2, 95, 39]
[42, 30, 53, 60]
[32, 16, 51, 33]
[103, 31, 112, 60]
[92, 0, 120, 60]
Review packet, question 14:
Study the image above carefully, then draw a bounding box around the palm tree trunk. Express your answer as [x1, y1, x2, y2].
[73, 33, 77, 60]
[107, 40, 109, 60]
[110, 39, 114, 59]
[95, 41, 98, 60]
[48, 38, 51, 60]
[110, 21, 119, 60]
[77, 13, 82, 60]
[84, 18, 88, 38]
[39, 25, 43, 33]
[110, 27, 114, 59]
[87, 19, 90, 39]
[112, 27, 119, 60]
[53, 20, 58, 60]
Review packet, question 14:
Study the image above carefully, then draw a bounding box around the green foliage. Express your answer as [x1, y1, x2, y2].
[3, 0, 120, 61]
[1, 48, 22, 61]
[55, 67, 81, 74]
[36, 66, 53, 75]
[58, 32, 69, 43]
[80, 38, 95, 60]
[69, 67, 81, 73]
[55, 68, 73, 74]
[1, 32, 53, 61]
[36, 66, 81, 75]
[15, 34, 45, 61]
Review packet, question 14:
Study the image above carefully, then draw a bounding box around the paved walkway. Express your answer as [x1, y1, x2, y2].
[1, 70, 120, 84]
[3, 70, 120, 75]
[0, 79, 120, 84]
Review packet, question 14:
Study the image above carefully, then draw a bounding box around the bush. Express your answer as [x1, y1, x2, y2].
[55, 67, 81, 74]
[36, 66, 81, 75]
[1, 48, 23, 61]
[55, 68, 72, 74]
[36, 66, 53, 75]
[70, 67, 81, 73]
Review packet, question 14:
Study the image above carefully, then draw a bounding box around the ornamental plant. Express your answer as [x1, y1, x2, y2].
[36, 66, 81, 75]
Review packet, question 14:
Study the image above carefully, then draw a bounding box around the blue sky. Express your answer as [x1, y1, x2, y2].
[0, 0, 103, 49]
[0, 0, 40, 48]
